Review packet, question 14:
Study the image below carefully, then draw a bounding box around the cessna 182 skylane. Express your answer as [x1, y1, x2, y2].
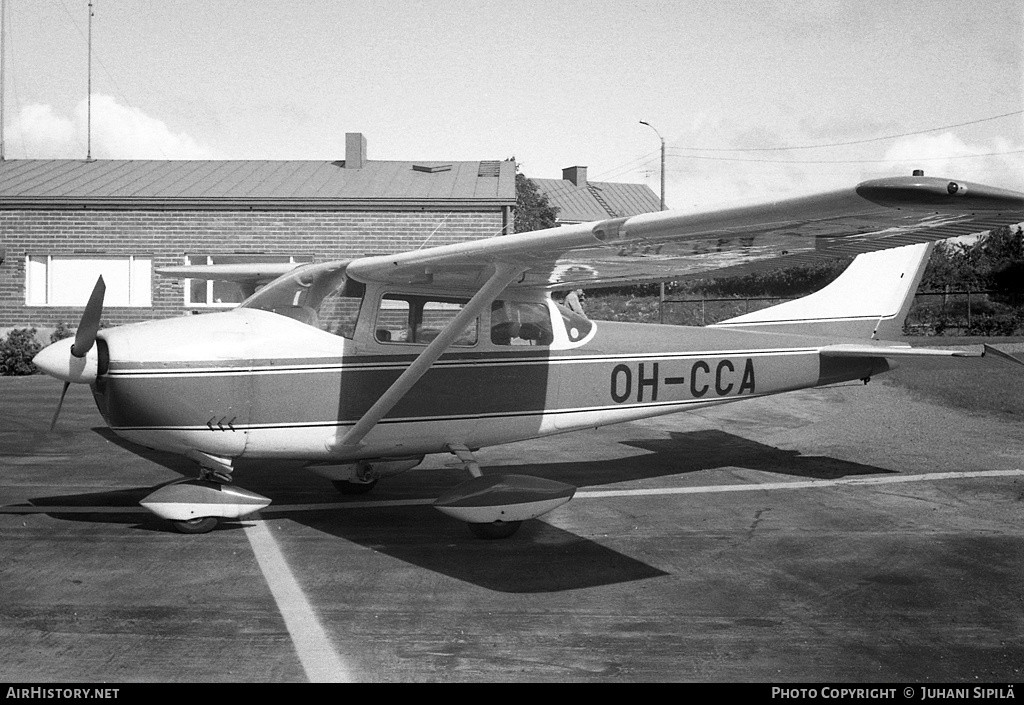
[32, 174, 1024, 537]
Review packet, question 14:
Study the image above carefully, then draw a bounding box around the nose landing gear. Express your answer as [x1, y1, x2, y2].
[139, 454, 270, 534]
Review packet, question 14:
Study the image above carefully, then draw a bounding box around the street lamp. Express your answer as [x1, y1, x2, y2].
[639, 120, 666, 211]
[640, 121, 668, 322]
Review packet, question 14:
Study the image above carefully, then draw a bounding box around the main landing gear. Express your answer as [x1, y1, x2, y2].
[139, 454, 271, 534]
[137, 448, 576, 539]
[433, 444, 576, 539]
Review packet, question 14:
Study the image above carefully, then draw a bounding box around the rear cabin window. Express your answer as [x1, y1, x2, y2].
[490, 301, 554, 346]
[375, 294, 478, 346]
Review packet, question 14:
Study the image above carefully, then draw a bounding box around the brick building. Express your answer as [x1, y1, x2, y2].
[0, 134, 515, 331]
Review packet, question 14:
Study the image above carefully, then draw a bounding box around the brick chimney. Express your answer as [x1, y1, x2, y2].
[562, 166, 587, 187]
[345, 133, 367, 169]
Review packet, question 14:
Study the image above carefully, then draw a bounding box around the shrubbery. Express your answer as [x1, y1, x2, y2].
[0, 328, 42, 376]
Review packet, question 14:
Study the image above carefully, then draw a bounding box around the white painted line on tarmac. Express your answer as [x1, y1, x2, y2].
[5, 469, 1022, 516]
[573, 469, 1024, 499]
[244, 518, 353, 683]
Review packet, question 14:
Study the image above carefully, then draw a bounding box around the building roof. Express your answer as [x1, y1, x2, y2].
[532, 169, 661, 223]
[0, 158, 517, 210]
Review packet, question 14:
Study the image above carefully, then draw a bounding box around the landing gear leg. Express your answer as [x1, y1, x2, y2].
[331, 460, 380, 495]
[168, 454, 238, 534]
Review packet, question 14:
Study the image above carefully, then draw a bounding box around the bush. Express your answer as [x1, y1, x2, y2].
[965, 314, 1021, 337]
[0, 328, 43, 376]
[50, 322, 74, 344]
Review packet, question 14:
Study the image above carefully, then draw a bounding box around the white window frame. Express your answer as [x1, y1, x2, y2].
[25, 255, 152, 308]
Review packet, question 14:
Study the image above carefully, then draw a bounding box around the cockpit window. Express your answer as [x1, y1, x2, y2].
[490, 300, 553, 346]
[239, 262, 364, 339]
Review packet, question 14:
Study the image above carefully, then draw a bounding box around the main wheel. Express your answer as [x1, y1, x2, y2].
[467, 520, 522, 539]
[171, 516, 219, 534]
[331, 478, 379, 495]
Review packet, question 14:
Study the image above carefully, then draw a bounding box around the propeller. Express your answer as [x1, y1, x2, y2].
[72, 276, 106, 358]
[50, 382, 72, 432]
[37, 276, 106, 430]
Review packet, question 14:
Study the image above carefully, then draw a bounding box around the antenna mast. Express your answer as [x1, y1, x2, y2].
[87, 0, 93, 160]
[1, 0, 6, 161]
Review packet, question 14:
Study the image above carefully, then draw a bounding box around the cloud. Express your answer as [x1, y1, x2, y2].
[882, 133, 1024, 190]
[5, 95, 217, 159]
[656, 125, 1024, 210]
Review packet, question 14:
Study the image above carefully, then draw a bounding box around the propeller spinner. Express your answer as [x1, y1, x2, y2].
[33, 276, 105, 429]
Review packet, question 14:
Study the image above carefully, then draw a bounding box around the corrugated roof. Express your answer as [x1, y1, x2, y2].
[532, 177, 662, 223]
[0, 159, 517, 210]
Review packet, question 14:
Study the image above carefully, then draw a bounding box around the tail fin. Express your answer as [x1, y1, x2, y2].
[711, 242, 935, 340]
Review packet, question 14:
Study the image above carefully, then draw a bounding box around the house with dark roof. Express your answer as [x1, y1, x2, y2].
[531, 166, 662, 225]
[0, 134, 516, 329]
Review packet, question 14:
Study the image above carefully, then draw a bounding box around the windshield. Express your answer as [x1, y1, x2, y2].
[240, 261, 364, 338]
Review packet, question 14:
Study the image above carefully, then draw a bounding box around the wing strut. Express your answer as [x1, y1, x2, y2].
[330, 263, 524, 452]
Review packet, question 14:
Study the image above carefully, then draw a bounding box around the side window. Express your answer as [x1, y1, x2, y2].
[490, 301, 554, 346]
[375, 294, 477, 346]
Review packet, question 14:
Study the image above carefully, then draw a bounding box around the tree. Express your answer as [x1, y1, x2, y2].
[514, 171, 559, 233]
[982, 225, 1024, 305]
[920, 225, 1024, 296]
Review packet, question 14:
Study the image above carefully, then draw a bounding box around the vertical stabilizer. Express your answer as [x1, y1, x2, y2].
[711, 242, 935, 340]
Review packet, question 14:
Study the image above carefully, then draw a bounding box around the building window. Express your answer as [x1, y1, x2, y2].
[184, 255, 311, 308]
[25, 256, 152, 307]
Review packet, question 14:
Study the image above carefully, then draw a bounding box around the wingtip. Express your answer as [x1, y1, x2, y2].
[856, 176, 1024, 212]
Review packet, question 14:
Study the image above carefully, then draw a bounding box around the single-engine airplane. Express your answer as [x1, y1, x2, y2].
[32, 174, 1024, 537]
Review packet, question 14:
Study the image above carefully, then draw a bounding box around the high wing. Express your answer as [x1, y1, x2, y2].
[344, 175, 1024, 291]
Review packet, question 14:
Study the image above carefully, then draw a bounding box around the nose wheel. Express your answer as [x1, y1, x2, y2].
[171, 516, 220, 534]
[140, 456, 271, 534]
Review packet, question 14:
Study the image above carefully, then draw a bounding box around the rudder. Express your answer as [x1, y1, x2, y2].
[711, 242, 935, 340]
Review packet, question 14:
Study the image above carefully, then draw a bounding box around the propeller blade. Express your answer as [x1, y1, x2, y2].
[50, 382, 71, 431]
[72, 276, 105, 358]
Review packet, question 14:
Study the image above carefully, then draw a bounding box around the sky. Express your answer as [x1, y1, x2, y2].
[1, 0, 1022, 210]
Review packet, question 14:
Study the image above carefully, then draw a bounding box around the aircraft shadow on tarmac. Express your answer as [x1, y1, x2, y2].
[12, 426, 893, 593]
[494, 429, 896, 488]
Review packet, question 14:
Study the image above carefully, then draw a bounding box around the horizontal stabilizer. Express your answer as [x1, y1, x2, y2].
[820, 342, 1024, 370]
[156, 263, 299, 282]
[983, 344, 1024, 369]
[819, 343, 982, 359]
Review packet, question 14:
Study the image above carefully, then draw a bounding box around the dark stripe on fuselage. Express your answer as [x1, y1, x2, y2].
[97, 320, 876, 432]
[101, 350, 555, 430]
